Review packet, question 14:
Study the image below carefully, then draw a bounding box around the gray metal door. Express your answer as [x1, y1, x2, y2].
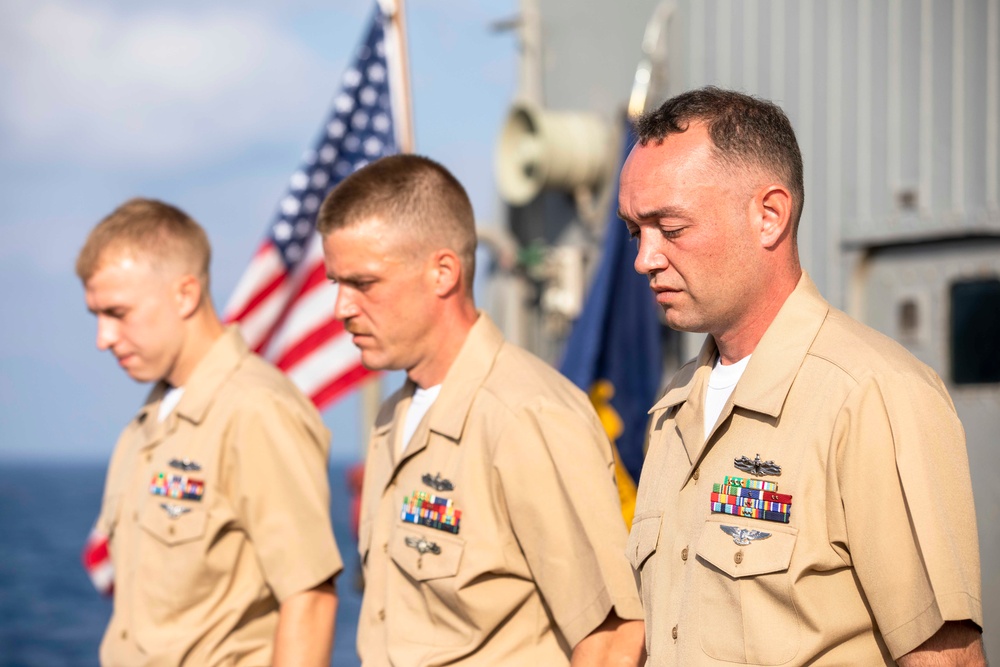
[857, 237, 999, 658]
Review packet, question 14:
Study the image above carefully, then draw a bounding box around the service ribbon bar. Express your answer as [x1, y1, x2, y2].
[401, 490, 461, 535]
[149, 472, 204, 501]
[722, 476, 779, 492]
[710, 492, 791, 514]
[711, 501, 790, 523]
[713, 484, 793, 504]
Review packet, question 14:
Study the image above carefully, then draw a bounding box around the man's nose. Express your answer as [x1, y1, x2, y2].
[633, 228, 668, 276]
[332, 286, 358, 321]
[96, 316, 117, 351]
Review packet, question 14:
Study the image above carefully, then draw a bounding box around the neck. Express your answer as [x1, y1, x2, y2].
[713, 267, 802, 364]
[407, 299, 479, 389]
[166, 305, 226, 387]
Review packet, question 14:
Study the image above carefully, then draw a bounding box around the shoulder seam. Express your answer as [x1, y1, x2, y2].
[804, 351, 862, 386]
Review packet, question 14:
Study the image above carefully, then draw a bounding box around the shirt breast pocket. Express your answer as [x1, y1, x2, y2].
[387, 527, 469, 648]
[626, 510, 662, 617]
[695, 515, 800, 665]
[136, 504, 212, 623]
[359, 517, 373, 566]
[139, 505, 209, 546]
[389, 527, 464, 582]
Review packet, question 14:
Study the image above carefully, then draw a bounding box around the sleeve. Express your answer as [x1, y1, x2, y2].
[86, 425, 135, 596]
[230, 393, 343, 603]
[493, 398, 644, 648]
[94, 446, 123, 537]
[833, 374, 982, 659]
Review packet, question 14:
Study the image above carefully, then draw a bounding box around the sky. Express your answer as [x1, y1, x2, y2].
[0, 0, 518, 463]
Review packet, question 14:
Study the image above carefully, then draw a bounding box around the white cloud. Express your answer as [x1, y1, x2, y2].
[0, 1, 335, 170]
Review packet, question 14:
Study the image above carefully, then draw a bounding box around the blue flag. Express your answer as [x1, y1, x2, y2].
[559, 121, 663, 503]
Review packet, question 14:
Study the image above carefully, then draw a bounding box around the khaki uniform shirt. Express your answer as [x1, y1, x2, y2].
[96, 328, 343, 667]
[629, 273, 982, 666]
[357, 314, 643, 666]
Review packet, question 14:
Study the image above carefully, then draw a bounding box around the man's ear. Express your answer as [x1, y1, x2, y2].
[431, 249, 464, 297]
[175, 274, 203, 319]
[757, 184, 794, 249]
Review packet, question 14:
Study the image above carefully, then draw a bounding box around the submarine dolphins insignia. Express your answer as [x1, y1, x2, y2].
[734, 453, 781, 477]
[160, 503, 191, 519]
[169, 458, 202, 472]
[421, 472, 454, 492]
[721, 525, 772, 546]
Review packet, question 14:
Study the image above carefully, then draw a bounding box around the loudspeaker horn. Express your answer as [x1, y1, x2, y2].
[495, 103, 613, 206]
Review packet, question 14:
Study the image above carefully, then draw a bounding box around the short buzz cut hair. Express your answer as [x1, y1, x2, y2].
[636, 86, 805, 233]
[316, 154, 477, 293]
[75, 198, 212, 285]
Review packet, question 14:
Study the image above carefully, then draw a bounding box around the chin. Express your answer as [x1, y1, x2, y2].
[359, 353, 390, 372]
[663, 314, 707, 334]
[126, 371, 159, 384]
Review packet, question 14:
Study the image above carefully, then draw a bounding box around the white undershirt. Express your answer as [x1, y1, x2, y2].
[401, 385, 442, 454]
[704, 354, 751, 440]
[158, 386, 185, 422]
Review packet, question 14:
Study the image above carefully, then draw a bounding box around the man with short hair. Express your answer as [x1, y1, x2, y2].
[618, 87, 985, 666]
[319, 154, 645, 666]
[78, 198, 342, 666]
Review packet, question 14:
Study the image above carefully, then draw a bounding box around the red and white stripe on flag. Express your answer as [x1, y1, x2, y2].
[223, 3, 404, 411]
[82, 528, 114, 596]
[225, 237, 373, 409]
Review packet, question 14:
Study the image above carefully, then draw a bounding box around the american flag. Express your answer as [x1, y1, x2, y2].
[224, 6, 403, 408]
[82, 528, 114, 596]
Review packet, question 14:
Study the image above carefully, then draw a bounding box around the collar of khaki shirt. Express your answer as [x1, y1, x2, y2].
[133, 327, 248, 442]
[650, 271, 830, 420]
[373, 312, 505, 463]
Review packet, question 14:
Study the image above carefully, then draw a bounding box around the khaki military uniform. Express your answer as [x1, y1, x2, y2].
[356, 314, 643, 666]
[629, 273, 982, 666]
[96, 328, 342, 666]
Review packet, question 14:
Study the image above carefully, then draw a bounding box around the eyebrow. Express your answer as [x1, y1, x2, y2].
[617, 205, 691, 224]
[327, 271, 376, 283]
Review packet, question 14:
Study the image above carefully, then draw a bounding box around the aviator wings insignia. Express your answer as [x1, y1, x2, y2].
[160, 503, 191, 519]
[720, 524, 772, 546]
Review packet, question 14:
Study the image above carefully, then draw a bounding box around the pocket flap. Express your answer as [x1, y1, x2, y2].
[358, 517, 372, 564]
[696, 516, 797, 578]
[139, 504, 208, 546]
[101, 494, 122, 538]
[626, 511, 663, 570]
[389, 528, 464, 582]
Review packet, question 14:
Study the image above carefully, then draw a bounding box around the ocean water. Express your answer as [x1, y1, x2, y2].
[0, 461, 363, 667]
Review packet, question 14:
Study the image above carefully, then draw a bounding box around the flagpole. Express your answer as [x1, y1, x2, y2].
[382, 0, 415, 153]
[396, 0, 415, 153]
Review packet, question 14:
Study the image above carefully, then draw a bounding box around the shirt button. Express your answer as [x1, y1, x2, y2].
[121, 629, 128, 640]
[734, 550, 744, 564]
[671, 625, 678, 640]
[378, 610, 386, 621]
[692, 468, 700, 481]
[145, 453, 152, 463]
[382, 543, 388, 553]
[168, 526, 176, 536]
[681, 546, 688, 561]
